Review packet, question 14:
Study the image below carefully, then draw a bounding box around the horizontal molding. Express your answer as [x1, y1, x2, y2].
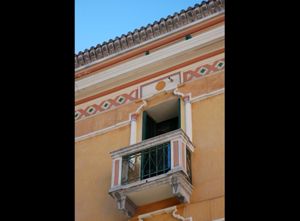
[75, 120, 130, 143]
[75, 12, 224, 75]
[75, 48, 224, 106]
[76, 25, 224, 92]
[110, 129, 194, 158]
[75, 88, 224, 142]
[138, 205, 192, 221]
[191, 88, 224, 103]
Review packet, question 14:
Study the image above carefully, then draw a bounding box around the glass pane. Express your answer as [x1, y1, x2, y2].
[121, 159, 128, 184]
[122, 153, 141, 184]
[186, 148, 192, 183]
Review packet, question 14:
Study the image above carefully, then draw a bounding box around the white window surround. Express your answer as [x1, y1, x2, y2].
[130, 100, 147, 145]
[173, 89, 193, 141]
[138, 205, 192, 221]
[129, 115, 137, 145]
[213, 218, 224, 221]
[184, 95, 193, 142]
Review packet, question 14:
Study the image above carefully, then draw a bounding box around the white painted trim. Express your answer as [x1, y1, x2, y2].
[130, 119, 137, 145]
[130, 100, 147, 144]
[75, 11, 224, 72]
[185, 98, 193, 141]
[137, 205, 192, 221]
[173, 88, 186, 97]
[173, 88, 193, 141]
[111, 159, 116, 188]
[171, 140, 174, 169]
[213, 218, 224, 221]
[75, 25, 224, 92]
[191, 88, 224, 103]
[75, 120, 130, 143]
[178, 140, 183, 168]
[183, 143, 187, 174]
[110, 129, 194, 158]
[135, 100, 147, 114]
[172, 207, 193, 221]
[118, 157, 122, 186]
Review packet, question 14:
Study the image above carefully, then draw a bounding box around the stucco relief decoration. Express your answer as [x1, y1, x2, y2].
[183, 58, 224, 82]
[155, 81, 166, 91]
[140, 72, 181, 99]
[75, 88, 138, 120]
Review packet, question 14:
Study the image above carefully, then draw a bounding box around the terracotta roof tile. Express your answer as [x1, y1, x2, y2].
[75, 0, 224, 69]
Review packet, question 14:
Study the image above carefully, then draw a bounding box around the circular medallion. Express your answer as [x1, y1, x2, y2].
[155, 81, 166, 91]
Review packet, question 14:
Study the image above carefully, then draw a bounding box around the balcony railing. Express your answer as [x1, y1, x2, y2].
[121, 142, 171, 185]
[108, 129, 195, 217]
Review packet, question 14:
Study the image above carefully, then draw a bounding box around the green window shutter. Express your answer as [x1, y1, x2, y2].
[178, 98, 181, 129]
[142, 111, 148, 140]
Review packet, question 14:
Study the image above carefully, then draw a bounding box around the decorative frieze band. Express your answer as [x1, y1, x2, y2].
[75, 57, 224, 121]
[182, 58, 224, 82]
[75, 89, 138, 121]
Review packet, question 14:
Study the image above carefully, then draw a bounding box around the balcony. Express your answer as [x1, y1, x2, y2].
[108, 129, 195, 217]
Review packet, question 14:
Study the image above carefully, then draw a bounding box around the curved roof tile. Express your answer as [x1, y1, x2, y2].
[75, 0, 224, 69]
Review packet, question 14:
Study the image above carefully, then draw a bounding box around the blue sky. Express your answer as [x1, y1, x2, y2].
[75, 0, 202, 53]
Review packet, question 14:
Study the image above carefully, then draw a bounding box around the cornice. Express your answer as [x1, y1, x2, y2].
[75, 0, 224, 72]
[76, 24, 223, 88]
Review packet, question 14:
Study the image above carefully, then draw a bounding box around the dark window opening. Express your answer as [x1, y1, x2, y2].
[142, 98, 181, 140]
[156, 117, 178, 136]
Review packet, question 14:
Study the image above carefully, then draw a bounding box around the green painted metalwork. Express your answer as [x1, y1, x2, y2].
[121, 142, 171, 185]
[178, 98, 181, 129]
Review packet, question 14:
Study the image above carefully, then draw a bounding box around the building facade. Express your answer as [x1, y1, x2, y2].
[75, 1, 224, 220]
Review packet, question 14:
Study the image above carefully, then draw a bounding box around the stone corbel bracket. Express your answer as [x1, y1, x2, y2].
[138, 205, 192, 221]
[110, 192, 137, 217]
[171, 172, 193, 203]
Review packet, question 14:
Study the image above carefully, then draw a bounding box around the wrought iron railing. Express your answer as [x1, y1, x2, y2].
[121, 142, 171, 185]
[110, 129, 195, 217]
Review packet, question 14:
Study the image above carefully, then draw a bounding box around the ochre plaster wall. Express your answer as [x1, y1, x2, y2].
[190, 94, 224, 203]
[75, 125, 131, 221]
[75, 72, 224, 221]
[133, 93, 225, 221]
[75, 101, 140, 137]
[183, 196, 224, 221]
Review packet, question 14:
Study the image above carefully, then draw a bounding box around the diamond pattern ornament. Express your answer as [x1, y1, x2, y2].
[75, 88, 138, 121]
[215, 60, 224, 70]
[75, 111, 81, 120]
[101, 101, 111, 110]
[117, 95, 126, 104]
[86, 106, 97, 115]
[198, 67, 208, 76]
[183, 58, 224, 83]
